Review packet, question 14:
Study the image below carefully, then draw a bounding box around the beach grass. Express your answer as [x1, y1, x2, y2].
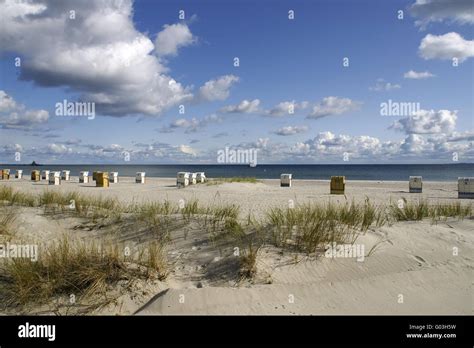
[0, 237, 167, 308]
[181, 199, 201, 219]
[390, 198, 472, 222]
[206, 177, 259, 185]
[0, 208, 17, 236]
[1, 185, 471, 227]
[140, 241, 168, 277]
[429, 201, 472, 220]
[265, 199, 387, 253]
[239, 242, 260, 279]
[0, 186, 36, 207]
[0, 184, 472, 311]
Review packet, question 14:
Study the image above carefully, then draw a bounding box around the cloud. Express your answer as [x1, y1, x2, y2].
[290, 131, 384, 160]
[419, 32, 474, 63]
[369, 79, 401, 91]
[0, 90, 50, 130]
[287, 130, 473, 162]
[198, 75, 239, 101]
[390, 109, 457, 134]
[274, 125, 309, 136]
[1, 143, 23, 156]
[47, 143, 71, 155]
[219, 99, 261, 114]
[0, 0, 193, 117]
[178, 144, 197, 156]
[155, 23, 195, 56]
[132, 141, 199, 160]
[0, 140, 208, 163]
[447, 131, 474, 142]
[265, 101, 309, 117]
[103, 144, 124, 152]
[61, 138, 83, 145]
[212, 132, 229, 138]
[0, 90, 18, 112]
[159, 114, 221, 133]
[160, 118, 200, 133]
[307, 97, 361, 119]
[4, 130, 472, 164]
[409, 0, 474, 29]
[42, 134, 61, 139]
[403, 70, 435, 79]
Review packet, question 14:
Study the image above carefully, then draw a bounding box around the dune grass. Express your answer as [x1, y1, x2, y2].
[0, 237, 167, 308]
[128, 201, 179, 243]
[265, 198, 471, 253]
[207, 177, 259, 185]
[139, 241, 168, 278]
[181, 199, 201, 219]
[0, 185, 472, 310]
[429, 201, 472, 220]
[0, 186, 35, 207]
[1, 185, 472, 257]
[0, 186, 121, 220]
[239, 242, 260, 279]
[390, 198, 472, 222]
[0, 208, 17, 236]
[265, 199, 387, 253]
[38, 190, 120, 220]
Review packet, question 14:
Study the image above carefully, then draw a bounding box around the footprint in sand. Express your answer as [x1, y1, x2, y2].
[412, 255, 427, 265]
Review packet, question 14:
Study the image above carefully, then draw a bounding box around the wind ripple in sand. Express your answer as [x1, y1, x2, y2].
[137, 219, 473, 315]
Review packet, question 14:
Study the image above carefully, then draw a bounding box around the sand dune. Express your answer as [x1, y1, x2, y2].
[0, 178, 472, 315]
[136, 219, 472, 315]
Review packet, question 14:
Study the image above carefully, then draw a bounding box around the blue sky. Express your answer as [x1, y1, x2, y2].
[0, 0, 473, 164]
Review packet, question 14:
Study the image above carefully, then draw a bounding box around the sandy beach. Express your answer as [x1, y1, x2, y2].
[0, 176, 466, 218]
[0, 177, 472, 315]
[2, 0, 473, 344]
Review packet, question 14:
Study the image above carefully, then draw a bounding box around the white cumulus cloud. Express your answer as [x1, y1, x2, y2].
[155, 23, 195, 56]
[198, 75, 239, 101]
[274, 125, 309, 136]
[219, 99, 261, 114]
[409, 0, 474, 29]
[179, 144, 197, 156]
[307, 97, 361, 119]
[0, 0, 193, 117]
[403, 70, 435, 79]
[419, 32, 474, 63]
[390, 109, 457, 134]
[159, 114, 221, 133]
[265, 101, 309, 117]
[369, 79, 401, 91]
[0, 90, 49, 130]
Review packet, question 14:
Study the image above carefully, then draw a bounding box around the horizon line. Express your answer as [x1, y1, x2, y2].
[1, 162, 472, 166]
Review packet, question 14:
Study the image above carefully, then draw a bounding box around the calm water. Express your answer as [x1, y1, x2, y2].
[1, 164, 472, 182]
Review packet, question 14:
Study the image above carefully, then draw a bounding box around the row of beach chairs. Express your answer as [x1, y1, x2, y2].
[1, 169, 129, 187]
[0, 169, 206, 189]
[177, 172, 206, 188]
[0, 169, 473, 198]
[280, 174, 474, 199]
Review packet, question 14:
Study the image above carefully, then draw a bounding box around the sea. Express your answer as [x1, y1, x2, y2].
[1, 163, 472, 182]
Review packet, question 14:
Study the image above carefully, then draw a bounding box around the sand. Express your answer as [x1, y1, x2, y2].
[1, 176, 465, 219]
[0, 177, 472, 315]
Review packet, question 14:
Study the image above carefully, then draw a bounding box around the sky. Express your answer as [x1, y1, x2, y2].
[0, 0, 473, 164]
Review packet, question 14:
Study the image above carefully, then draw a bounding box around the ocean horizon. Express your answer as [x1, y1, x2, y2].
[1, 163, 472, 182]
